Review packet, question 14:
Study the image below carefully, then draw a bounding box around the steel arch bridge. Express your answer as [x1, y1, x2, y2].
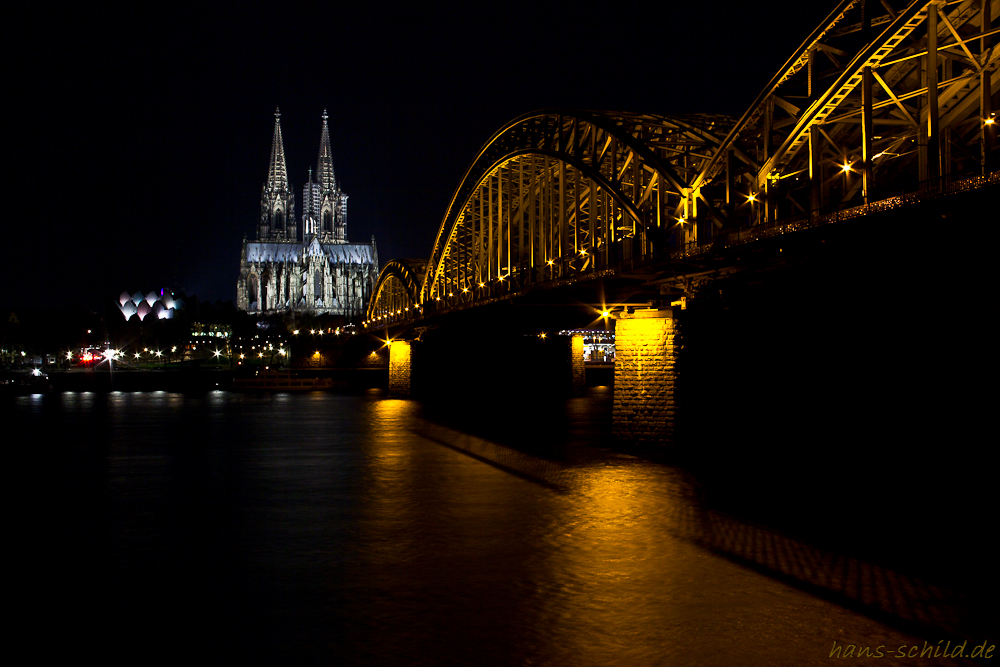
[367, 259, 426, 322]
[367, 0, 998, 328]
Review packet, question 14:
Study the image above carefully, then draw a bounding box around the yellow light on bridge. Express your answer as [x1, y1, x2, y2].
[746, 192, 757, 203]
[602, 310, 611, 318]
[540, 333, 547, 339]
[546, 259, 554, 266]
[478, 282, 485, 288]
[841, 161, 853, 173]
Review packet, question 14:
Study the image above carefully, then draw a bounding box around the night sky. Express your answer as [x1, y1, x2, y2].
[8, 1, 833, 310]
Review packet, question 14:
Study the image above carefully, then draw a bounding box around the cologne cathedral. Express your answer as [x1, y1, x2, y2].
[237, 109, 378, 319]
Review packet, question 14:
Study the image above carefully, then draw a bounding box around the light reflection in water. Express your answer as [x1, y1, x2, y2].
[14, 389, 973, 665]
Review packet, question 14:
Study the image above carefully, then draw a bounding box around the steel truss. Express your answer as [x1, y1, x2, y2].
[697, 0, 998, 227]
[421, 111, 732, 304]
[368, 259, 426, 324]
[366, 0, 997, 327]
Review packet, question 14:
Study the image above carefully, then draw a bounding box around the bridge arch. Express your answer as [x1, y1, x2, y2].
[420, 110, 732, 303]
[367, 259, 426, 325]
[691, 0, 999, 223]
[369, 0, 997, 323]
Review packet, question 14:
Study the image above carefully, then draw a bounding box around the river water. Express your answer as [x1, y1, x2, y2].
[12, 388, 995, 665]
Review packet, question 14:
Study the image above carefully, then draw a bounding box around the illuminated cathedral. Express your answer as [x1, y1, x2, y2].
[237, 109, 378, 319]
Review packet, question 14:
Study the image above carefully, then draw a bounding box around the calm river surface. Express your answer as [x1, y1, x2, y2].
[13, 388, 995, 665]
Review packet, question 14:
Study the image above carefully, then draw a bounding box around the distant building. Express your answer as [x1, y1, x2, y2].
[237, 109, 378, 319]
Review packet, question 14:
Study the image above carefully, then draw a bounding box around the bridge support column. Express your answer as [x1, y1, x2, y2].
[571, 333, 585, 396]
[612, 307, 679, 444]
[388, 339, 413, 397]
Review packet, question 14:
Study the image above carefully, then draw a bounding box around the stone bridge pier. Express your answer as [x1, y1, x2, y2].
[387, 339, 413, 397]
[385, 307, 679, 445]
[611, 307, 679, 444]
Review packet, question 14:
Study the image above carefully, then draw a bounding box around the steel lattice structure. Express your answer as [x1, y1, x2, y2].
[367, 0, 997, 328]
[369, 259, 426, 322]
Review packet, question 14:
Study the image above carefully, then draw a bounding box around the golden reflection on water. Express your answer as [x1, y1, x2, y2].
[20, 390, 967, 664]
[526, 462, 691, 665]
[363, 397, 420, 569]
[380, 413, 935, 667]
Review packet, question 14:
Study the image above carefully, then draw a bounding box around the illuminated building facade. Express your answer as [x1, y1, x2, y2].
[237, 109, 378, 319]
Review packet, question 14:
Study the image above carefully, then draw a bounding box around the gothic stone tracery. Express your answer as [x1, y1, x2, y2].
[237, 109, 379, 319]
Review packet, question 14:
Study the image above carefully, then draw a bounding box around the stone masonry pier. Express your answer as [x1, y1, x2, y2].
[612, 307, 678, 443]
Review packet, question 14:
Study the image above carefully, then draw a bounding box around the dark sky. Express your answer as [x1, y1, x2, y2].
[8, 1, 834, 310]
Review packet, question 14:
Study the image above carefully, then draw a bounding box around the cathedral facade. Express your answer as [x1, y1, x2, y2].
[237, 110, 378, 319]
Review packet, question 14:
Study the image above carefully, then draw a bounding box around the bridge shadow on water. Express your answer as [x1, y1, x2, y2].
[414, 363, 997, 644]
[408, 207, 998, 644]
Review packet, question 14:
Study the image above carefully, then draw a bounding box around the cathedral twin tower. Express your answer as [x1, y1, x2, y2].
[238, 109, 378, 319]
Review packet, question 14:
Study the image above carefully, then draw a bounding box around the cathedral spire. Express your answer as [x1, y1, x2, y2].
[267, 108, 289, 192]
[259, 108, 295, 241]
[317, 109, 336, 194]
